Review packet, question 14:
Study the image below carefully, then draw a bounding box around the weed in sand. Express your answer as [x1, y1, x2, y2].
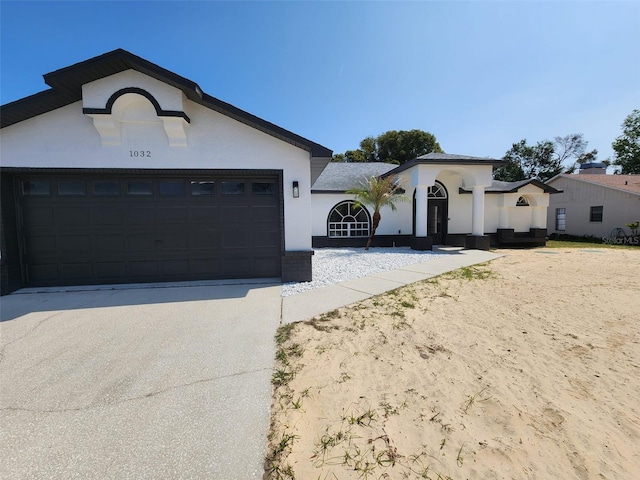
[272, 368, 296, 387]
[275, 323, 296, 346]
[461, 386, 491, 414]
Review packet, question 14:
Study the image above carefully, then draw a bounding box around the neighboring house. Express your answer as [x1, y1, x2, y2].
[311, 155, 559, 250]
[546, 171, 640, 239]
[0, 49, 560, 293]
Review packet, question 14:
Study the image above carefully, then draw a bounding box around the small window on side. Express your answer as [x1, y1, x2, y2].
[516, 196, 529, 206]
[590, 206, 603, 223]
[555, 208, 566, 231]
[22, 180, 51, 196]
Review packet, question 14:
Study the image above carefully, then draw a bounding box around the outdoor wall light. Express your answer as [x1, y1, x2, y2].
[292, 181, 299, 198]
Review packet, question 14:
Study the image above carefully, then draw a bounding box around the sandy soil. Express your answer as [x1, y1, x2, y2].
[265, 247, 640, 480]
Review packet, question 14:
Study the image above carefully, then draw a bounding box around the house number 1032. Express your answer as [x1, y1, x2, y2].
[130, 150, 151, 158]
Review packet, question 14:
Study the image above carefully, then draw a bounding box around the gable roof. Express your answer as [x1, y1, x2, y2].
[1, 49, 332, 158]
[382, 152, 506, 176]
[460, 178, 561, 194]
[547, 174, 640, 196]
[311, 162, 398, 192]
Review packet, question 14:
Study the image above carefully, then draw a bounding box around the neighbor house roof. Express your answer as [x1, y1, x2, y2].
[547, 174, 640, 196]
[459, 178, 561, 194]
[311, 162, 398, 192]
[1, 49, 332, 158]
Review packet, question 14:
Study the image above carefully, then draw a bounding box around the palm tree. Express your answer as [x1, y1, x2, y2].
[347, 175, 406, 250]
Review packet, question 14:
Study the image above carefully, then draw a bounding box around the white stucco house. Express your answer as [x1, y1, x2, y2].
[0, 49, 559, 293]
[546, 168, 640, 241]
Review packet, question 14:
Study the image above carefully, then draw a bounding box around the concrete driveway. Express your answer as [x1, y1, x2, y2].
[0, 281, 282, 479]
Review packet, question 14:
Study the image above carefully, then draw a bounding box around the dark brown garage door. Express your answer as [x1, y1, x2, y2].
[18, 173, 282, 287]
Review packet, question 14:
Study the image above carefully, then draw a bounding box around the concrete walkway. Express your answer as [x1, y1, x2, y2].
[282, 248, 502, 324]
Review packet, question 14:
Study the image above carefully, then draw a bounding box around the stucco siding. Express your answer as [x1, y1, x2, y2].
[547, 177, 640, 238]
[0, 84, 314, 250]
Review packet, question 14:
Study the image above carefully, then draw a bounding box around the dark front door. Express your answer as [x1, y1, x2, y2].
[17, 173, 282, 287]
[428, 199, 447, 245]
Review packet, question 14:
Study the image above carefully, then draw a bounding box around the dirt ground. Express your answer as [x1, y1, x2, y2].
[265, 247, 640, 480]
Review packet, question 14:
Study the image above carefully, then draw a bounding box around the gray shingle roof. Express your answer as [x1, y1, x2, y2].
[311, 162, 398, 192]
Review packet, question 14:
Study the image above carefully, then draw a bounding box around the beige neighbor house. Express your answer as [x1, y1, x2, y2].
[546, 165, 640, 243]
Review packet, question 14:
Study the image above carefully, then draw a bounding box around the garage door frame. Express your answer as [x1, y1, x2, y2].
[3, 167, 285, 289]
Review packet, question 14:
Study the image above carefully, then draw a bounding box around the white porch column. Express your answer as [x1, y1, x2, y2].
[471, 185, 485, 236]
[415, 185, 428, 237]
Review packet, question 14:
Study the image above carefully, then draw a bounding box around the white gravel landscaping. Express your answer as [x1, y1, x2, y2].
[281, 246, 444, 296]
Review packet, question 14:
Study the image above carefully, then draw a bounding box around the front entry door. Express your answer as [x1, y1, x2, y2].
[428, 199, 447, 245]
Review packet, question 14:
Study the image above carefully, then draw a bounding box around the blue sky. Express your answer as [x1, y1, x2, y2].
[2, 1, 639, 163]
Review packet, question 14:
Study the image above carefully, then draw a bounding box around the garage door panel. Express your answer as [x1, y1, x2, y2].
[91, 206, 124, 225]
[61, 263, 93, 279]
[19, 174, 282, 286]
[160, 260, 189, 276]
[128, 233, 160, 252]
[222, 257, 252, 276]
[222, 230, 249, 248]
[252, 231, 280, 248]
[158, 232, 189, 250]
[250, 205, 279, 223]
[130, 260, 158, 277]
[189, 258, 221, 275]
[24, 207, 55, 227]
[189, 206, 220, 223]
[56, 207, 89, 226]
[60, 235, 92, 254]
[95, 235, 125, 254]
[157, 207, 188, 224]
[221, 206, 248, 223]
[189, 230, 220, 249]
[27, 264, 59, 282]
[26, 236, 57, 256]
[96, 262, 126, 278]
[127, 207, 156, 224]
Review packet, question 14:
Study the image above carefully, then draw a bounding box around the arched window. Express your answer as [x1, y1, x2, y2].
[516, 196, 530, 206]
[427, 182, 447, 198]
[327, 201, 371, 238]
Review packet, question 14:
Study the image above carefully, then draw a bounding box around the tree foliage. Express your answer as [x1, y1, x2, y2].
[346, 176, 406, 250]
[495, 133, 598, 182]
[332, 129, 443, 164]
[612, 109, 640, 174]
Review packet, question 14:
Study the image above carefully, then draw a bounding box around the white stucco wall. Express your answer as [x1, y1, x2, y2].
[311, 193, 413, 237]
[547, 177, 640, 238]
[0, 70, 314, 250]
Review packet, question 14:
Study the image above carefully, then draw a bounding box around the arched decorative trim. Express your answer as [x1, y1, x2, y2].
[83, 87, 190, 123]
[327, 200, 371, 238]
[516, 196, 530, 206]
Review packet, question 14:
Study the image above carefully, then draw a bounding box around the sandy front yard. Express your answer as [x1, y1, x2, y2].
[265, 247, 640, 480]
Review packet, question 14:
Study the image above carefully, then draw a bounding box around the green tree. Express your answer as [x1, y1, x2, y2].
[495, 139, 562, 182]
[612, 109, 640, 174]
[347, 176, 406, 250]
[495, 134, 599, 181]
[332, 129, 442, 164]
